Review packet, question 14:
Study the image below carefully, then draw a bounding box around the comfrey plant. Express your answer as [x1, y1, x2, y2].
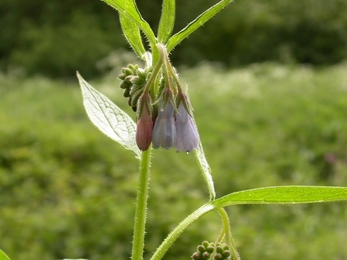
[72, 1, 347, 260]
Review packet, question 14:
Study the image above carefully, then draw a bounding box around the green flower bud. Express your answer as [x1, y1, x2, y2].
[191, 252, 202, 260]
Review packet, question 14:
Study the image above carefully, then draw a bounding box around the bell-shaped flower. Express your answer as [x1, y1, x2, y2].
[136, 94, 153, 151]
[175, 102, 199, 152]
[152, 101, 176, 149]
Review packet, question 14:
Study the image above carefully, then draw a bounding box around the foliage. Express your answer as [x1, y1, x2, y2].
[0, 0, 125, 78]
[1, 0, 347, 78]
[1, 63, 347, 259]
[174, 0, 347, 66]
[0, 250, 10, 260]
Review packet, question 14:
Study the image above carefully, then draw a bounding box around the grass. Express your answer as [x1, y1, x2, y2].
[1, 62, 347, 259]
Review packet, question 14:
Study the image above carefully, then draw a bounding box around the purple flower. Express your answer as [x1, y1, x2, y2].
[136, 95, 153, 151]
[152, 102, 176, 149]
[175, 103, 199, 152]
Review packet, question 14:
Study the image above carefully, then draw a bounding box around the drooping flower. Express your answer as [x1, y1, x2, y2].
[135, 94, 153, 151]
[175, 101, 199, 152]
[152, 101, 176, 149]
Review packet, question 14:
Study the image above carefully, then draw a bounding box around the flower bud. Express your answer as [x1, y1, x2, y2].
[202, 252, 210, 259]
[191, 252, 202, 260]
[152, 101, 176, 149]
[197, 245, 206, 253]
[136, 94, 153, 151]
[175, 102, 199, 152]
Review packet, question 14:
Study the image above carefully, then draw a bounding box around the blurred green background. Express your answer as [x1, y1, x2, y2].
[1, 0, 347, 78]
[1, 0, 347, 259]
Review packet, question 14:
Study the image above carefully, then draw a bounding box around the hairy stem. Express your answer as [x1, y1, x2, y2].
[150, 203, 215, 260]
[131, 147, 152, 260]
[216, 207, 240, 260]
[143, 49, 164, 99]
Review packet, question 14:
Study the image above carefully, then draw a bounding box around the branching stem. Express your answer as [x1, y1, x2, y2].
[150, 203, 215, 260]
[216, 207, 240, 260]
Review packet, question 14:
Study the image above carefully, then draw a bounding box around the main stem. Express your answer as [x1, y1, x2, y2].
[131, 147, 152, 260]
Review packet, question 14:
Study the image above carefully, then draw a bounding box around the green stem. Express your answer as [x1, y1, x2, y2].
[131, 147, 152, 260]
[150, 203, 215, 260]
[210, 226, 225, 260]
[157, 43, 180, 95]
[216, 207, 240, 260]
[193, 147, 216, 201]
[143, 50, 164, 98]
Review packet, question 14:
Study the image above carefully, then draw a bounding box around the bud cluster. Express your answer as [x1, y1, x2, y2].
[191, 241, 232, 260]
[118, 64, 152, 112]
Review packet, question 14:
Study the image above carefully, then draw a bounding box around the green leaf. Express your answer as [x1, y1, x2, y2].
[77, 72, 141, 159]
[213, 186, 347, 208]
[157, 0, 176, 44]
[103, 0, 156, 47]
[167, 0, 233, 52]
[194, 141, 216, 201]
[120, 14, 146, 58]
[0, 250, 10, 260]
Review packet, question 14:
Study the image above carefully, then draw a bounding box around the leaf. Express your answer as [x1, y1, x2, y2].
[157, 0, 176, 44]
[103, 0, 156, 47]
[194, 140, 216, 201]
[77, 72, 141, 159]
[167, 0, 233, 52]
[120, 14, 146, 58]
[0, 250, 10, 260]
[212, 186, 347, 208]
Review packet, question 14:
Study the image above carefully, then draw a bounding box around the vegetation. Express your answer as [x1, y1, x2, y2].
[1, 62, 347, 259]
[1, 0, 347, 78]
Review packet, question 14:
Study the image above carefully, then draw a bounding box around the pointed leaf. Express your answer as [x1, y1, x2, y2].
[213, 186, 347, 208]
[157, 0, 176, 43]
[77, 72, 141, 159]
[167, 0, 233, 52]
[103, 0, 156, 47]
[0, 250, 10, 260]
[120, 14, 146, 58]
